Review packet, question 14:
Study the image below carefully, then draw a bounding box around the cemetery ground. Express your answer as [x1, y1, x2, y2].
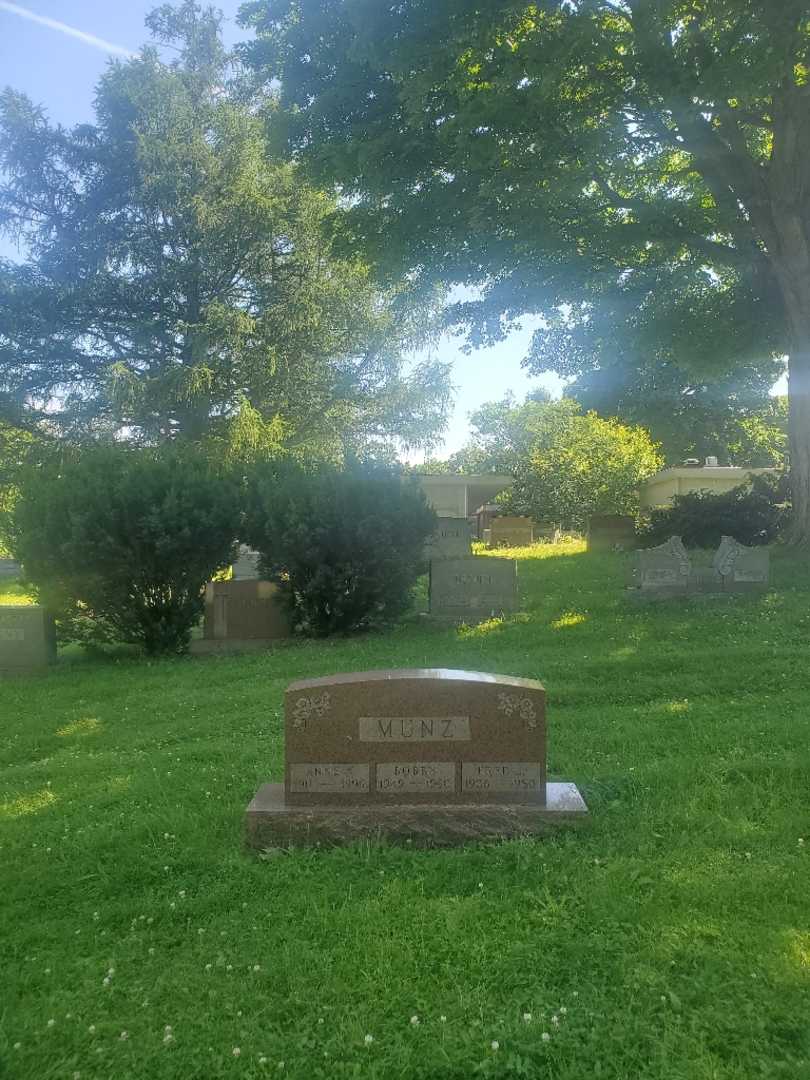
[2, 544, 809, 1080]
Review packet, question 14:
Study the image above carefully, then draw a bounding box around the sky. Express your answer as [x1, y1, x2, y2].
[0, 1, 562, 456]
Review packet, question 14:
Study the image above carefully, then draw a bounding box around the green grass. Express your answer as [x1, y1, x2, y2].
[2, 543, 810, 1079]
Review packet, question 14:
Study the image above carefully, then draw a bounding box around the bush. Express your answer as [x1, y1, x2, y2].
[9, 446, 241, 655]
[243, 462, 435, 636]
[643, 472, 789, 549]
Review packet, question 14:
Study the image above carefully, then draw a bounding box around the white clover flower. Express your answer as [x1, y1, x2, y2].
[559, 1006, 567, 1015]
[13, 1043, 21, 1050]
[277, 1064, 285, 1071]
[148, 947, 155, 956]
[205, 963, 212, 971]
[178, 890, 186, 899]
[47, 1018, 55, 1027]
[164, 1025, 172, 1034]
[88, 1025, 96, 1034]
[253, 964, 260, 972]
[259, 1057, 268, 1065]
[551, 1014, 560, 1026]
[364, 1034, 374, 1045]
[108, 968, 115, 976]
[119, 1031, 128, 1041]
[232, 1047, 241, 1057]
[93, 911, 100, 921]
[541, 1032, 551, 1042]
[799, 838, 805, 846]
[163, 1033, 174, 1045]
[410, 1015, 420, 1026]
[491, 1041, 499, 1051]
[44, 968, 51, 975]
[572, 991, 579, 998]
[523, 1012, 532, 1023]
[103, 977, 111, 987]
[439, 1015, 447, 1023]
[317, 1018, 324, 1025]
[226, 964, 233, 972]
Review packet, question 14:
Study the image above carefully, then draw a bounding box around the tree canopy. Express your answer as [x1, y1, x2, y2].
[241, 0, 810, 537]
[0, 2, 450, 461]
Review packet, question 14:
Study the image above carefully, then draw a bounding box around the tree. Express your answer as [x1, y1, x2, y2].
[241, 0, 810, 538]
[448, 394, 662, 526]
[0, 2, 450, 460]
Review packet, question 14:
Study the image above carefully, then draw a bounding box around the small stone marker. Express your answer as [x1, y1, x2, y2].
[0, 606, 56, 674]
[232, 546, 261, 580]
[0, 558, 21, 579]
[429, 557, 518, 622]
[489, 516, 534, 548]
[190, 580, 290, 655]
[425, 518, 474, 560]
[636, 536, 690, 593]
[713, 535, 769, 590]
[246, 668, 588, 847]
[587, 515, 636, 552]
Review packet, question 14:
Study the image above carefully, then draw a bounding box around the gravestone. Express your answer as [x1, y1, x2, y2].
[232, 546, 261, 580]
[0, 606, 56, 674]
[190, 580, 291, 655]
[246, 668, 588, 847]
[429, 557, 518, 622]
[489, 516, 534, 548]
[0, 558, 21, 579]
[587, 515, 636, 552]
[532, 521, 560, 544]
[635, 536, 690, 593]
[425, 518, 474, 560]
[714, 536, 769, 592]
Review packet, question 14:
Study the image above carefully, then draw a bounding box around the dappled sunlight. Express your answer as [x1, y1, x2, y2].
[608, 644, 638, 661]
[456, 616, 506, 639]
[56, 716, 102, 738]
[665, 699, 690, 715]
[786, 930, 810, 970]
[479, 540, 587, 560]
[551, 611, 588, 630]
[0, 787, 56, 819]
[107, 774, 133, 794]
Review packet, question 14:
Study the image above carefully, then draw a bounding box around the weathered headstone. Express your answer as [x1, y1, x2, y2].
[0, 558, 21, 579]
[489, 516, 534, 548]
[429, 557, 518, 622]
[425, 517, 474, 560]
[190, 580, 291, 655]
[232, 546, 261, 580]
[635, 536, 690, 593]
[246, 668, 588, 847]
[587, 515, 636, 552]
[714, 536, 769, 591]
[0, 606, 56, 674]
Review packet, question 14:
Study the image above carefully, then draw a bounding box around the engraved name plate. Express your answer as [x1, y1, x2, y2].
[0, 628, 24, 641]
[358, 716, 471, 742]
[461, 762, 543, 793]
[376, 762, 456, 793]
[289, 764, 369, 794]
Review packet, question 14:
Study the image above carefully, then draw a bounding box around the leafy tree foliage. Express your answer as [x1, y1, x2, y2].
[9, 445, 241, 654]
[241, 0, 810, 538]
[442, 394, 662, 527]
[243, 461, 435, 635]
[0, 2, 449, 460]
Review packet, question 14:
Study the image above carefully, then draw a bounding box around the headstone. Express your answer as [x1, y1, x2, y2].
[0, 558, 21, 579]
[713, 536, 769, 591]
[232, 546, 261, 580]
[636, 536, 690, 593]
[0, 606, 56, 674]
[587, 515, 636, 552]
[425, 517, 474, 560]
[429, 557, 518, 622]
[246, 668, 588, 847]
[190, 580, 291, 655]
[489, 516, 534, 548]
[532, 521, 560, 543]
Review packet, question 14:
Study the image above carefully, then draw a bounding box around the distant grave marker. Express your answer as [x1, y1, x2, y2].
[489, 516, 534, 548]
[425, 518, 474, 560]
[428, 557, 518, 622]
[0, 606, 56, 674]
[190, 580, 290, 655]
[587, 515, 637, 552]
[246, 668, 588, 847]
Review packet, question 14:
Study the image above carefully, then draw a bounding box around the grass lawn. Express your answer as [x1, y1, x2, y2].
[2, 543, 809, 1079]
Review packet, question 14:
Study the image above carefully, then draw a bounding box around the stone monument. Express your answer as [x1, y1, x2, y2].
[587, 515, 636, 552]
[428, 558, 518, 622]
[425, 518, 474, 560]
[246, 668, 588, 847]
[0, 606, 56, 674]
[630, 535, 770, 598]
[489, 516, 534, 548]
[190, 580, 291, 655]
[713, 535, 769, 591]
[231, 545, 261, 580]
[635, 536, 691, 594]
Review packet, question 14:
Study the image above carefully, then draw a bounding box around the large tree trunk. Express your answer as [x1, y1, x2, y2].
[778, 276, 810, 545]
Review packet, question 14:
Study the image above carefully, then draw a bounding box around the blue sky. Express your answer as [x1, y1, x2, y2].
[0, 1, 563, 456]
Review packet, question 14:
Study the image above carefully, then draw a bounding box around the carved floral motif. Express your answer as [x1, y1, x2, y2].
[291, 692, 331, 730]
[497, 693, 538, 728]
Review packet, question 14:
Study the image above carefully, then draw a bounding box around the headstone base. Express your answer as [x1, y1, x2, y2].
[245, 782, 588, 849]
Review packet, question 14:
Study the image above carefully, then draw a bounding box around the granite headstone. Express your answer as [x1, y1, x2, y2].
[0, 606, 56, 674]
[429, 557, 518, 622]
[489, 516, 534, 548]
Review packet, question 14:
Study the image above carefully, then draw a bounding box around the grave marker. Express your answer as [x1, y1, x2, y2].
[425, 518, 474, 560]
[0, 606, 56, 674]
[587, 515, 637, 552]
[489, 516, 534, 548]
[190, 579, 291, 655]
[429, 557, 518, 622]
[246, 668, 588, 847]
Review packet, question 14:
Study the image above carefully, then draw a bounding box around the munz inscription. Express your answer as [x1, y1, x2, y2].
[245, 669, 589, 847]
